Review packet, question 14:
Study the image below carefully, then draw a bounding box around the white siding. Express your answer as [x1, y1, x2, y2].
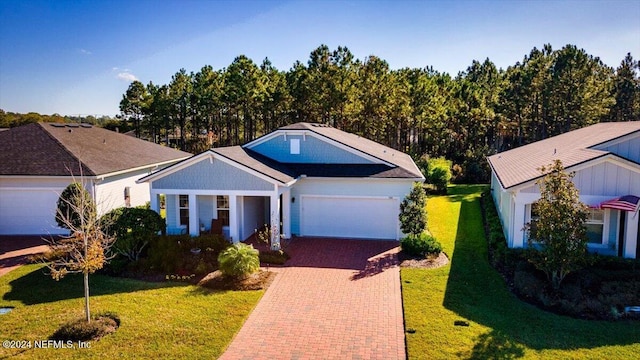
[491, 171, 514, 246]
[572, 161, 640, 197]
[94, 168, 153, 215]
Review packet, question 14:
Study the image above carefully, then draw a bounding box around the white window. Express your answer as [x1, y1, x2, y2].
[586, 209, 604, 244]
[217, 195, 229, 226]
[179, 195, 189, 226]
[290, 138, 300, 154]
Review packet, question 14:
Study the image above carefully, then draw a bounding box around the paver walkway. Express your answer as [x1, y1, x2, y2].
[0, 236, 50, 277]
[219, 238, 405, 360]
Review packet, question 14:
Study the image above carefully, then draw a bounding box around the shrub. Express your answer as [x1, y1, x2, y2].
[513, 270, 547, 300]
[101, 207, 166, 261]
[218, 243, 260, 279]
[401, 233, 442, 257]
[259, 250, 290, 265]
[399, 182, 428, 236]
[139, 234, 229, 276]
[415, 155, 452, 194]
[55, 182, 96, 230]
[426, 157, 452, 194]
[51, 312, 120, 341]
[188, 234, 230, 254]
[146, 235, 186, 273]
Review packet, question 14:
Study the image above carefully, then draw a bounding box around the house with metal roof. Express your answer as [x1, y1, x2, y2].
[488, 121, 640, 258]
[0, 123, 191, 235]
[138, 123, 424, 247]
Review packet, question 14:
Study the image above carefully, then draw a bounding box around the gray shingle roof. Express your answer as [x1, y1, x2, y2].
[277, 122, 424, 178]
[212, 147, 296, 184]
[0, 123, 191, 176]
[209, 146, 418, 184]
[488, 121, 640, 189]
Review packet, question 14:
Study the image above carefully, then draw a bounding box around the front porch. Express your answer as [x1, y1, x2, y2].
[150, 189, 292, 249]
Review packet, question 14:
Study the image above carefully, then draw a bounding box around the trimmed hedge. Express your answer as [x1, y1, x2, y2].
[401, 233, 442, 257]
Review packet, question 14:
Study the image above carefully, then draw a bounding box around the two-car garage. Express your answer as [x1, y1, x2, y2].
[299, 195, 400, 240]
[0, 180, 68, 235]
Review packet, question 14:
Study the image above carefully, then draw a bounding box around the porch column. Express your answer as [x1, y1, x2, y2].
[229, 195, 239, 243]
[270, 192, 281, 250]
[188, 193, 198, 236]
[281, 189, 291, 239]
[512, 201, 526, 248]
[150, 192, 160, 214]
[624, 213, 638, 259]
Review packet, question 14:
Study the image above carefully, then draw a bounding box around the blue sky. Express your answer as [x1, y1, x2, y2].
[1, 0, 638, 117]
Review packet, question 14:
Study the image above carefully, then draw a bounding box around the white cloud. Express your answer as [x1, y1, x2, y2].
[116, 72, 138, 82]
[79, 49, 92, 55]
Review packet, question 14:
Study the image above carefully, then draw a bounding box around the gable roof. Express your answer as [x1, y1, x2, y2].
[140, 123, 424, 185]
[0, 123, 191, 177]
[212, 147, 296, 184]
[266, 122, 424, 178]
[488, 121, 640, 189]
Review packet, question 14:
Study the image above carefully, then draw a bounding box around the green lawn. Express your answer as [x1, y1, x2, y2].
[402, 185, 640, 359]
[0, 265, 262, 359]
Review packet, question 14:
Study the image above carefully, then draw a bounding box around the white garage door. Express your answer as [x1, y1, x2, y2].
[300, 195, 399, 240]
[0, 189, 66, 235]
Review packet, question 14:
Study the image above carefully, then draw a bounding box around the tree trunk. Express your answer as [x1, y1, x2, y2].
[84, 271, 90, 323]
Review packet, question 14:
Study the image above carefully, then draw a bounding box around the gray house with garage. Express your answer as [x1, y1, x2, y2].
[138, 123, 424, 247]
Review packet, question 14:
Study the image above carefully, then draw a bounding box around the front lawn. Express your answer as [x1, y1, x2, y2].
[0, 264, 262, 359]
[402, 185, 640, 359]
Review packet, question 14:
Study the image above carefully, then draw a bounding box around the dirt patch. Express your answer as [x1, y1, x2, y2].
[399, 252, 449, 269]
[197, 270, 276, 291]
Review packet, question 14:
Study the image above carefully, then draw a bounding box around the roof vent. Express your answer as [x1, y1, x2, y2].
[50, 123, 65, 128]
[80, 123, 92, 128]
[66, 124, 79, 128]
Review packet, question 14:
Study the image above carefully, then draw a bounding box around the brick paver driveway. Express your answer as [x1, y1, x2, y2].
[0, 236, 49, 277]
[219, 238, 405, 360]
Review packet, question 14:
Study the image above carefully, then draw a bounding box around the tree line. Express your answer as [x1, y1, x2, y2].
[0, 110, 122, 130]
[4, 44, 637, 183]
[119, 44, 638, 182]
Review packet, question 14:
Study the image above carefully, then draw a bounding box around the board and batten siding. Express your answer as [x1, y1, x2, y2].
[518, 161, 640, 198]
[251, 134, 374, 164]
[572, 161, 640, 197]
[289, 178, 413, 236]
[151, 159, 274, 191]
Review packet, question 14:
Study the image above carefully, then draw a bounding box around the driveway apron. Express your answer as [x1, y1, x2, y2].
[219, 238, 405, 360]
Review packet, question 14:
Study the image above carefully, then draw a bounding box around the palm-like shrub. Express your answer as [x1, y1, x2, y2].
[218, 243, 260, 279]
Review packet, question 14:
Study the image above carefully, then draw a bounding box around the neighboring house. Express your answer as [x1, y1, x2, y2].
[488, 121, 640, 259]
[138, 122, 424, 244]
[0, 123, 191, 235]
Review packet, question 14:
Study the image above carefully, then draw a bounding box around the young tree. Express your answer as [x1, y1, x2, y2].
[399, 182, 428, 236]
[525, 160, 589, 291]
[48, 181, 114, 322]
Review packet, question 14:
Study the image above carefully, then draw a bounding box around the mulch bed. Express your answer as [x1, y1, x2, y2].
[399, 252, 449, 269]
[197, 270, 276, 291]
